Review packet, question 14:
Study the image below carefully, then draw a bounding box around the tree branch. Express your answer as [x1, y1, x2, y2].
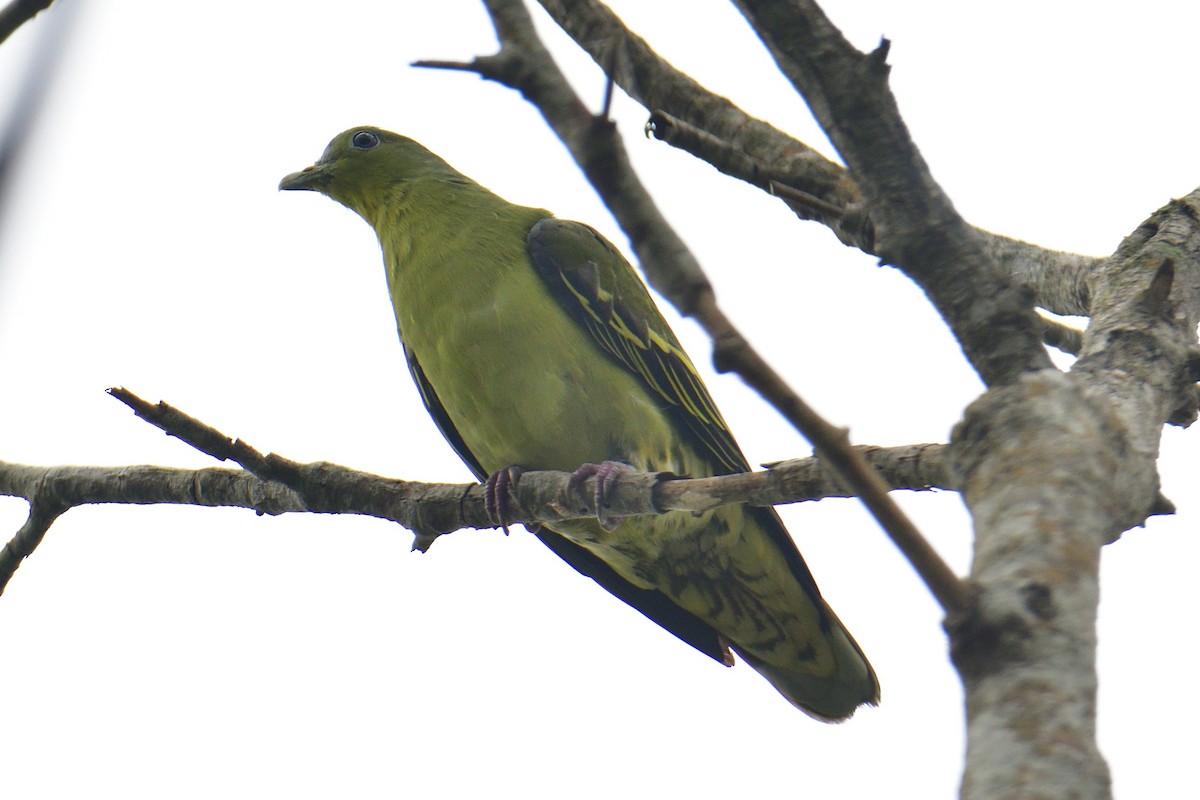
[105, 388, 956, 521]
[730, 0, 1053, 387]
[538, 0, 860, 238]
[2, 387, 960, 596]
[0, 492, 63, 595]
[538, 0, 1101, 319]
[947, 187, 1200, 800]
[693, 293, 970, 612]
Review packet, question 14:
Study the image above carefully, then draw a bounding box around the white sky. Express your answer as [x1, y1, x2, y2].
[1, 1, 1197, 797]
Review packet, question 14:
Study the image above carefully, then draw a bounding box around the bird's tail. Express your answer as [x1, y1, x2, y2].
[734, 605, 879, 722]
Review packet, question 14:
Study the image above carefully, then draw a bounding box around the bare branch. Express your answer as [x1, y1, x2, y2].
[1077, 194, 1200, 427]
[694, 294, 970, 612]
[0, 461, 306, 516]
[2, 387, 962, 595]
[990, 235, 1095, 316]
[0, 494, 62, 595]
[104, 388, 959, 522]
[538, 0, 1102, 320]
[947, 185, 1200, 800]
[730, 0, 1053, 387]
[539, 0, 861, 242]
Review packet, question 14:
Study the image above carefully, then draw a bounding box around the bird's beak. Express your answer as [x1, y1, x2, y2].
[279, 163, 331, 192]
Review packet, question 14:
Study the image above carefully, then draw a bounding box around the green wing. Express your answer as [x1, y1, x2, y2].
[526, 218, 831, 616]
[526, 218, 749, 476]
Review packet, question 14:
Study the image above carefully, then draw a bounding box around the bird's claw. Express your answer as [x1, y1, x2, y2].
[484, 465, 525, 534]
[568, 460, 635, 531]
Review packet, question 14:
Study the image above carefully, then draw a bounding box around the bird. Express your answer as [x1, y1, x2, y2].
[279, 127, 878, 720]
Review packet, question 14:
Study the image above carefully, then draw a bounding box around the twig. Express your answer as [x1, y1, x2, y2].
[645, 109, 855, 234]
[105, 387, 472, 539]
[0, 495, 63, 595]
[767, 179, 851, 220]
[693, 294, 970, 612]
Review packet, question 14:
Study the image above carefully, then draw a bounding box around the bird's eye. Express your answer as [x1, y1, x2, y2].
[351, 130, 379, 150]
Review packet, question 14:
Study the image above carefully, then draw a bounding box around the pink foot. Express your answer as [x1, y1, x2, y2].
[568, 461, 636, 531]
[483, 465, 525, 534]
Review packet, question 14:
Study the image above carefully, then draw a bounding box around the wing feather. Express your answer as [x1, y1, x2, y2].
[527, 218, 748, 476]
[526, 219, 833, 614]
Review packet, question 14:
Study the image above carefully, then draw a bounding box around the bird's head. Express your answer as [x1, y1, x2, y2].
[279, 127, 461, 217]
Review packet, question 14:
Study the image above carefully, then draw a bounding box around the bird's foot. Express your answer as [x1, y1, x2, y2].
[484, 465, 525, 535]
[568, 461, 635, 532]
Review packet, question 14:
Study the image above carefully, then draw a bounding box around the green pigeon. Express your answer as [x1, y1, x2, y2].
[280, 127, 878, 720]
